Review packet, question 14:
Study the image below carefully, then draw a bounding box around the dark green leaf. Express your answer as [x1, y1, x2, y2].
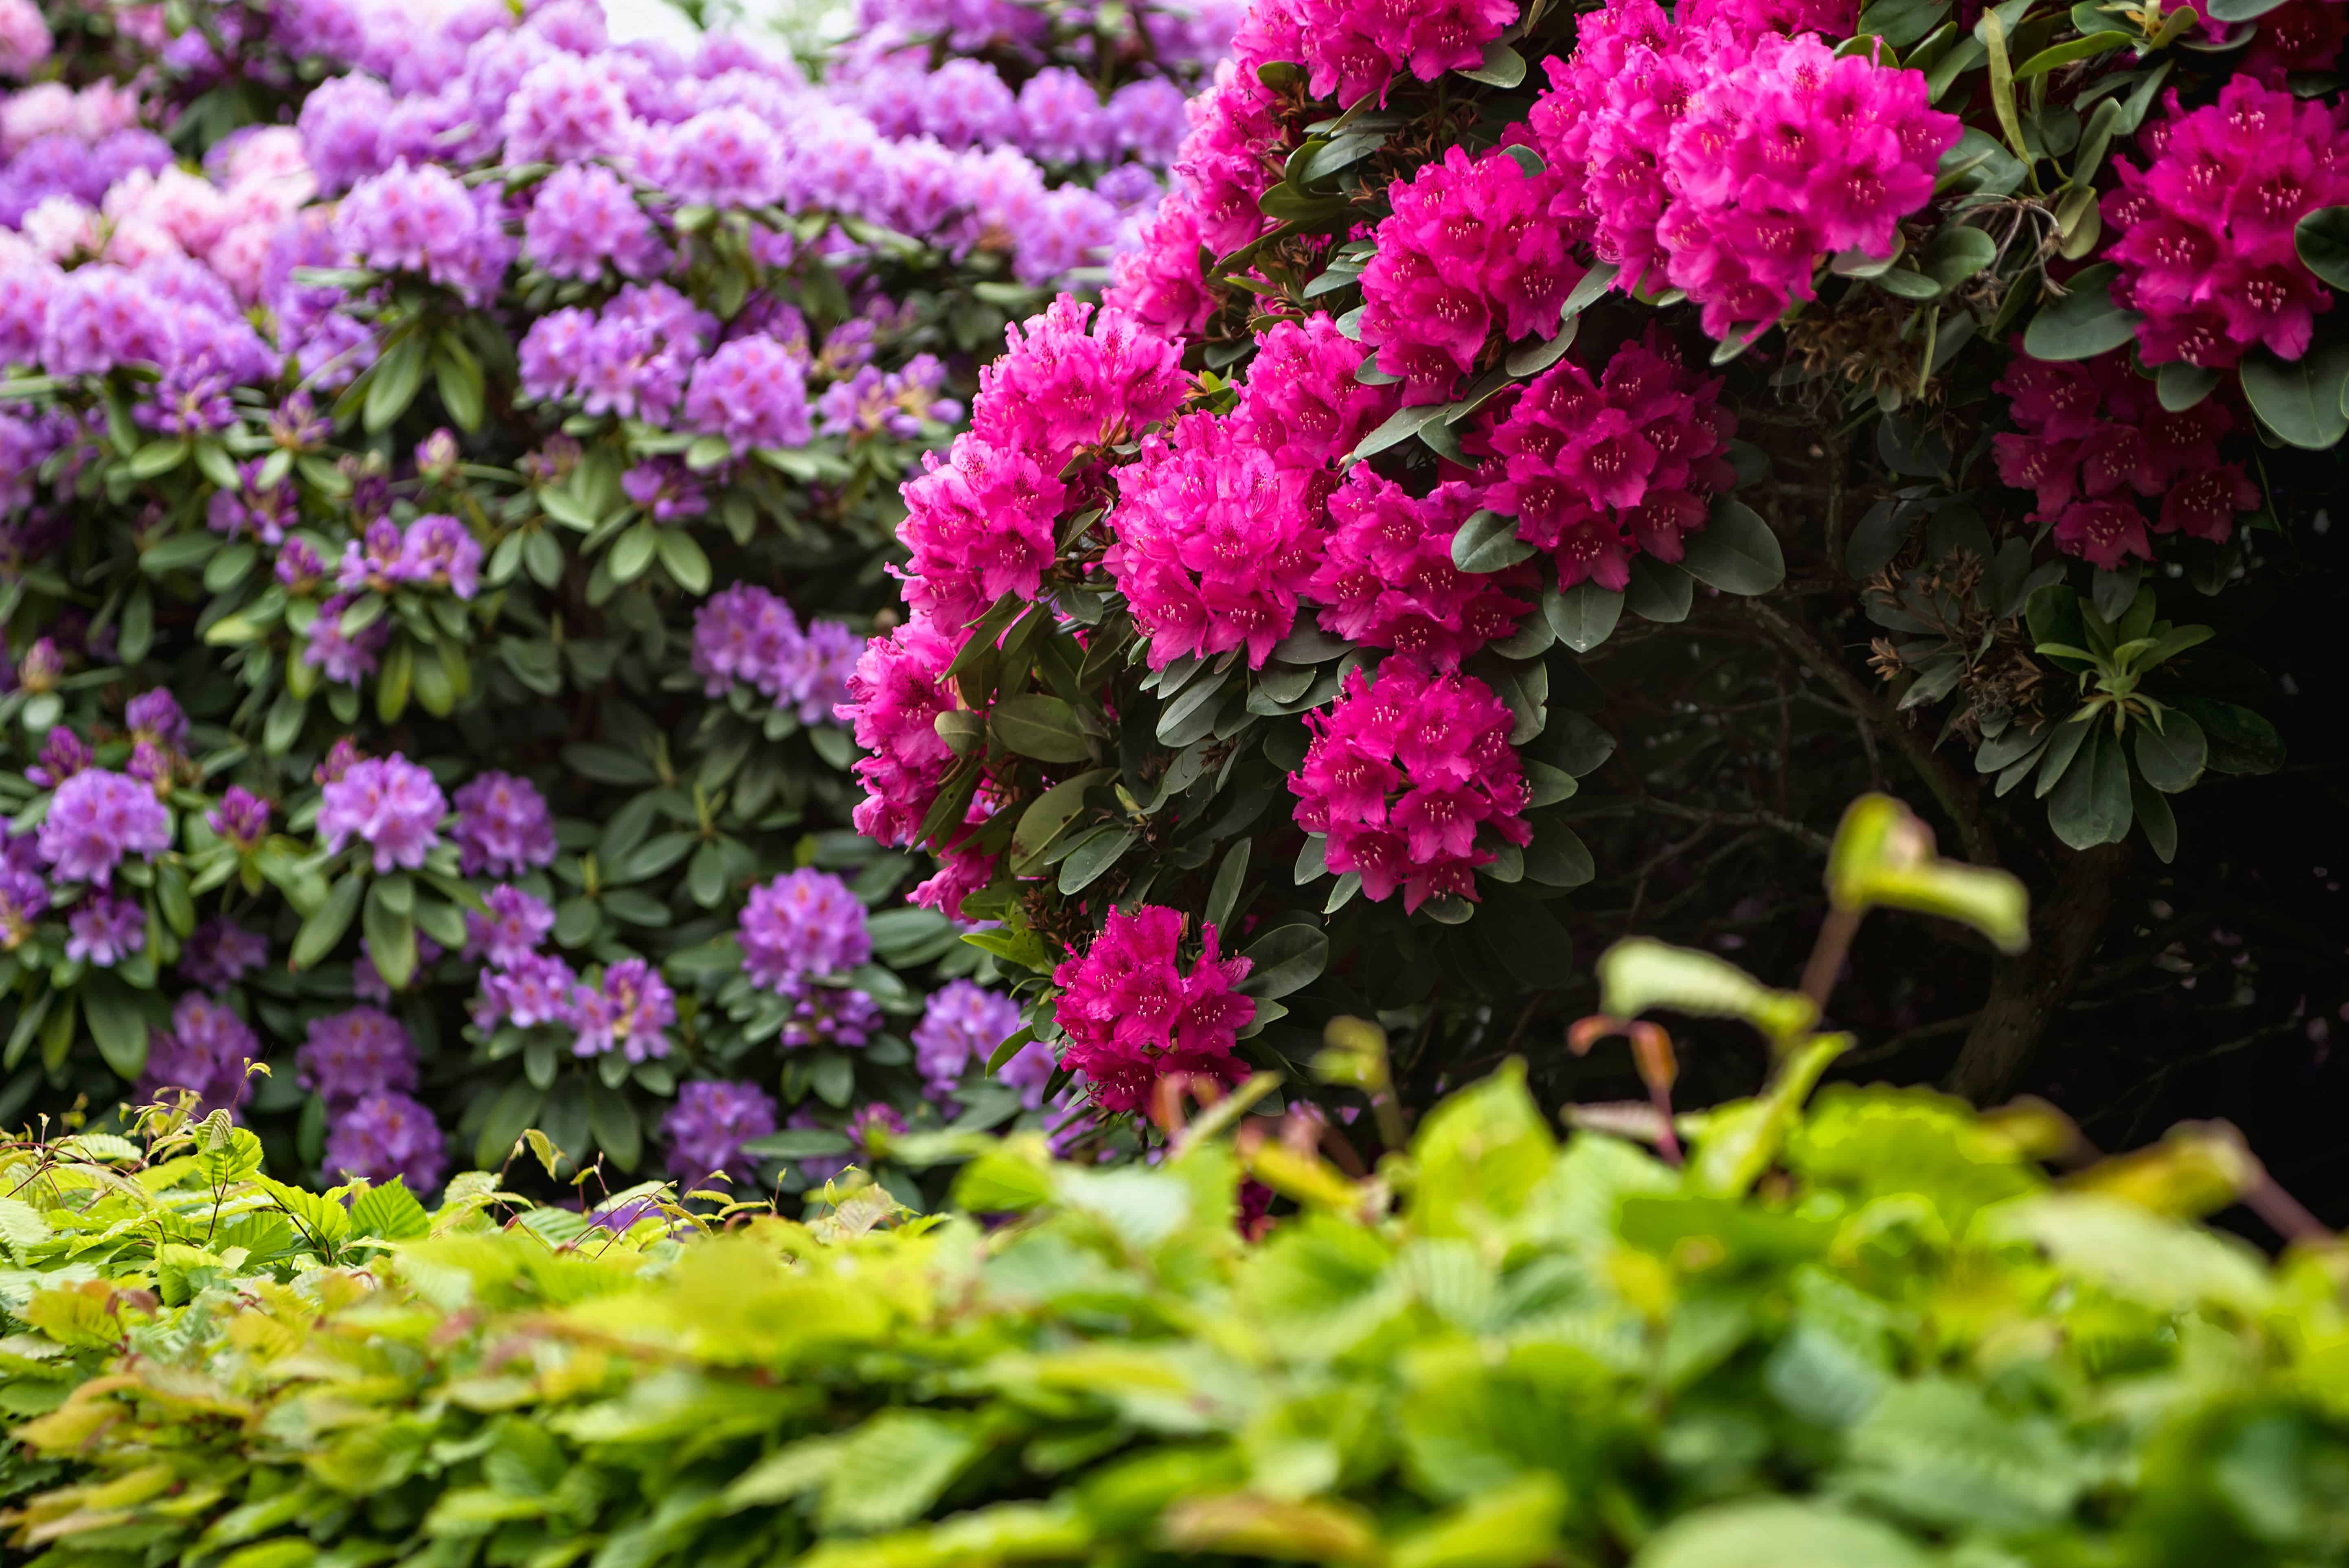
[292, 873, 366, 970]
[2133, 712, 2206, 793]
[364, 335, 429, 433]
[1459, 39, 1527, 86]
[992, 693, 1096, 764]
[2175, 697, 2284, 775]
[1451, 510, 1537, 573]
[1680, 500, 1785, 596]
[1058, 827, 1135, 895]
[1625, 559, 1693, 624]
[2296, 206, 2349, 291]
[1547, 584, 1624, 653]
[1524, 819, 1596, 887]
[2022, 263, 2145, 362]
[2156, 360, 2219, 412]
[2047, 725, 2132, 849]
[2238, 339, 2349, 451]
[1239, 921, 1328, 999]
[83, 976, 151, 1081]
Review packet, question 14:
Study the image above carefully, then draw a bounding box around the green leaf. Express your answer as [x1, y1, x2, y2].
[140, 532, 219, 577]
[2174, 697, 2284, 776]
[1636, 1500, 1934, 1568]
[1825, 794, 2030, 953]
[1624, 558, 1693, 623]
[992, 693, 1095, 763]
[292, 872, 366, 969]
[364, 334, 428, 433]
[1239, 921, 1328, 1000]
[2156, 360, 2219, 411]
[610, 523, 658, 583]
[1458, 38, 1526, 86]
[1505, 315, 1580, 377]
[1546, 584, 1624, 653]
[2047, 725, 2132, 849]
[586, 1080, 641, 1171]
[1523, 819, 1595, 888]
[2205, 0, 2289, 19]
[1451, 509, 1537, 573]
[2014, 29, 2129, 77]
[1205, 838, 1251, 933]
[83, 975, 152, 1081]
[2237, 338, 2349, 451]
[1349, 404, 1440, 461]
[1411, 1061, 1556, 1240]
[2296, 206, 2349, 291]
[363, 884, 417, 992]
[125, 436, 190, 479]
[655, 528, 713, 594]
[1057, 827, 1135, 895]
[741, 1128, 855, 1160]
[1679, 500, 1785, 596]
[1597, 939, 1817, 1043]
[2022, 263, 2145, 362]
[434, 339, 486, 432]
[350, 1180, 431, 1241]
[2132, 711, 2206, 793]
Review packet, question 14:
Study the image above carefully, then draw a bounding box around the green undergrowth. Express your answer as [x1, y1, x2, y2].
[3, 1053, 2347, 1568]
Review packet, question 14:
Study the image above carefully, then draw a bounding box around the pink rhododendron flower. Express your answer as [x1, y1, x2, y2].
[1290, 655, 1532, 912]
[1052, 904, 1254, 1113]
[1992, 346, 2261, 569]
[2103, 79, 2349, 369]
[1105, 412, 1325, 669]
[1361, 143, 1581, 405]
[1312, 470, 1533, 669]
[1474, 333, 1739, 590]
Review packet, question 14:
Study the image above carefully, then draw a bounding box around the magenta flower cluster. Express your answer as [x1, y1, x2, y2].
[334, 513, 484, 600]
[1291, 656, 1533, 913]
[1992, 349, 2260, 571]
[1359, 144, 1579, 406]
[1474, 334, 1740, 592]
[1312, 471, 1532, 670]
[1051, 906, 1254, 1113]
[2103, 79, 2349, 371]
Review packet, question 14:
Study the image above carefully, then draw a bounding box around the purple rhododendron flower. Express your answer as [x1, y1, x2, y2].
[663, 1079, 776, 1186]
[738, 868, 871, 992]
[36, 768, 171, 886]
[325, 1090, 447, 1191]
[298, 1004, 417, 1108]
[912, 978, 1022, 1099]
[178, 917, 269, 991]
[318, 754, 447, 871]
[65, 891, 146, 966]
[452, 771, 557, 877]
[136, 994, 261, 1118]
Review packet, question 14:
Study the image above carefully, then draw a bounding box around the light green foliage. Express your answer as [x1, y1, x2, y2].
[4, 1059, 2349, 1568]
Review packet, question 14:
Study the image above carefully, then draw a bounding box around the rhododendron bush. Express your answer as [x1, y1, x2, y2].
[0, 0, 1237, 1190]
[842, 0, 2344, 1136]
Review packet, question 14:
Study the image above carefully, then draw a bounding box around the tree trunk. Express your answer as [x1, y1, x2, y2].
[1943, 841, 2132, 1104]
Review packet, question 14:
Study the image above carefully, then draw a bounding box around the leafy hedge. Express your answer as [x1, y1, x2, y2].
[3, 813, 2345, 1568]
